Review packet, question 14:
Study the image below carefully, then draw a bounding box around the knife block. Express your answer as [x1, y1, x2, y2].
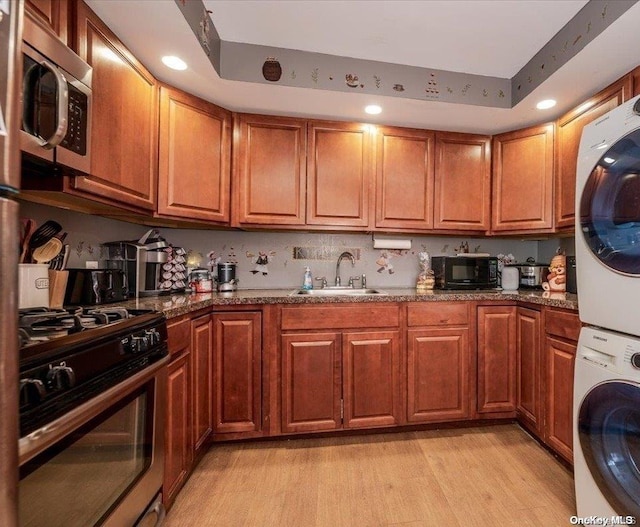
[48, 270, 69, 309]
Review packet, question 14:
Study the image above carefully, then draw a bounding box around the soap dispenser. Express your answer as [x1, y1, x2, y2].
[302, 266, 313, 290]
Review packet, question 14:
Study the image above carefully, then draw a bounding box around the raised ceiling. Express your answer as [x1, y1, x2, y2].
[85, 0, 640, 134]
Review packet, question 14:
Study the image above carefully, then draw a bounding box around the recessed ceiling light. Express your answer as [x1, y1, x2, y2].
[365, 105, 382, 115]
[536, 99, 557, 110]
[162, 55, 188, 71]
[603, 157, 615, 164]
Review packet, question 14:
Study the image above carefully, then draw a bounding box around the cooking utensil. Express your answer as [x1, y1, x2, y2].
[32, 237, 63, 264]
[28, 220, 62, 250]
[61, 244, 70, 270]
[20, 219, 36, 263]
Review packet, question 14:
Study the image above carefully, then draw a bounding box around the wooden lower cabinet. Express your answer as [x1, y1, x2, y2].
[281, 332, 342, 433]
[516, 307, 542, 434]
[164, 352, 191, 508]
[407, 328, 471, 422]
[477, 306, 517, 414]
[191, 314, 213, 455]
[280, 326, 401, 432]
[213, 312, 262, 434]
[545, 335, 576, 463]
[342, 331, 401, 428]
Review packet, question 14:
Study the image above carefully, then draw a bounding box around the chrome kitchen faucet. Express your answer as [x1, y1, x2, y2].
[335, 251, 356, 286]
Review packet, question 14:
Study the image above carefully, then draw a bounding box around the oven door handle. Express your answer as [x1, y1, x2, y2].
[24, 59, 69, 149]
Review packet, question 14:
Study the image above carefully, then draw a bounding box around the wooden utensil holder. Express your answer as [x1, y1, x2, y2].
[48, 270, 69, 309]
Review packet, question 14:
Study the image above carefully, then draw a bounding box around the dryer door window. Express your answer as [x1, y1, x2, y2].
[580, 128, 640, 275]
[578, 381, 640, 517]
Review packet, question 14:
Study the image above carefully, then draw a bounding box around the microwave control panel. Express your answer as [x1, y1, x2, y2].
[60, 84, 87, 155]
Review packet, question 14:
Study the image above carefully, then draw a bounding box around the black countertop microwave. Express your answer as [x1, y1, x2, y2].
[432, 256, 499, 290]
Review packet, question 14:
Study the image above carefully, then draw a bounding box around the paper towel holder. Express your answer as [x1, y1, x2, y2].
[372, 235, 412, 250]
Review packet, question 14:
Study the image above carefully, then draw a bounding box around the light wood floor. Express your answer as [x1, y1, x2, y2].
[164, 424, 576, 527]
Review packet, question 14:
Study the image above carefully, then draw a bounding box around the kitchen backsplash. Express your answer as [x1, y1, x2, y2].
[20, 201, 569, 289]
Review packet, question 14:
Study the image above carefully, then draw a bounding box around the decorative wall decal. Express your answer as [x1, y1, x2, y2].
[345, 74, 359, 88]
[461, 83, 471, 95]
[292, 246, 361, 260]
[587, 21, 592, 33]
[446, 86, 453, 94]
[573, 34, 582, 46]
[373, 75, 381, 89]
[290, 70, 296, 79]
[262, 57, 282, 81]
[602, 4, 607, 19]
[498, 90, 505, 98]
[393, 84, 405, 92]
[198, 8, 213, 56]
[311, 68, 319, 83]
[425, 72, 439, 98]
[482, 89, 488, 97]
[246, 251, 276, 275]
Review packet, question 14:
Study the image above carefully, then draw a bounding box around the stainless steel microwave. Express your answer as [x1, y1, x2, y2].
[20, 14, 92, 175]
[432, 255, 499, 290]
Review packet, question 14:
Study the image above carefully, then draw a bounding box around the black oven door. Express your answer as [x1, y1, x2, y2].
[19, 358, 166, 527]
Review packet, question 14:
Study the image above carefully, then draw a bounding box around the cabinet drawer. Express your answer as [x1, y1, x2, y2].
[545, 308, 581, 342]
[167, 317, 191, 357]
[281, 304, 400, 331]
[407, 303, 469, 327]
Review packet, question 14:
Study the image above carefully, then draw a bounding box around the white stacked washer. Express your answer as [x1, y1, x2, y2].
[574, 94, 640, 520]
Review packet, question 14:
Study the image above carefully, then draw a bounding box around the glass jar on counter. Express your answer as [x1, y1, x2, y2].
[189, 268, 213, 293]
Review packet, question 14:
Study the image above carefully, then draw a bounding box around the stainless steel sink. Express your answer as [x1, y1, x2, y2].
[290, 287, 387, 296]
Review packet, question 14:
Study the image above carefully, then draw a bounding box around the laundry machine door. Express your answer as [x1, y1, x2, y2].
[579, 127, 640, 276]
[578, 380, 640, 517]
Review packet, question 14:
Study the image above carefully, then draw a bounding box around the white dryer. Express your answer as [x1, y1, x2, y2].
[574, 326, 640, 518]
[576, 94, 640, 337]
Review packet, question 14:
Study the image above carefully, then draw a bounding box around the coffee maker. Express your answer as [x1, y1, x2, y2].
[216, 262, 238, 292]
[103, 229, 170, 297]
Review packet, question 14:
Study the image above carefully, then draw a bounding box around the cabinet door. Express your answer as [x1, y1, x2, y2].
[307, 121, 373, 228]
[477, 306, 516, 414]
[407, 328, 470, 422]
[191, 314, 213, 455]
[164, 353, 191, 508]
[545, 336, 576, 463]
[342, 331, 401, 428]
[516, 307, 542, 434]
[233, 114, 306, 226]
[491, 124, 554, 233]
[74, 2, 158, 211]
[434, 132, 491, 231]
[555, 77, 631, 229]
[375, 126, 434, 231]
[213, 312, 262, 434]
[281, 332, 342, 433]
[158, 87, 231, 223]
[25, 0, 69, 44]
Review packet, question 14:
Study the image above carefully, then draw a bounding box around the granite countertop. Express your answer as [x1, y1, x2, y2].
[113, 288, 578, 319]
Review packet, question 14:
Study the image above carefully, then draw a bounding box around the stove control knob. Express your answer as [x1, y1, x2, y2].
[20, 378, 46, 406]
[46, 363, 76, 391]
[631, 353, 640, 369]
[145, 329, 160, 346]
[131, 335, 149, 353]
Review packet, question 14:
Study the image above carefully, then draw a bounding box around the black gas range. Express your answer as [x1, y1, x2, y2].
[18, 305, 168, 437]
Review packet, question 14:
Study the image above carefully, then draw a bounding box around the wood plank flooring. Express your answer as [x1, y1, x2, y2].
[164, 424, 576, 527]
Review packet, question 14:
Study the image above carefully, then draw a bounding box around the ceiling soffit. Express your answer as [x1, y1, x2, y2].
[175, 0, 635, 109]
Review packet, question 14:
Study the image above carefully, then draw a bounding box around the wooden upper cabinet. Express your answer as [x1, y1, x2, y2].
[492, 124, 554, 233]
[375, 126, 434, 231]
[74, 1, 158, 211]
[307, 121, 373, 228]
[555, 77, 632, 230]
[434, 132, 491, 232]
[158, 86, 231, 223]
[25, 0, 69, 44]
[232, 114, 306, 226]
